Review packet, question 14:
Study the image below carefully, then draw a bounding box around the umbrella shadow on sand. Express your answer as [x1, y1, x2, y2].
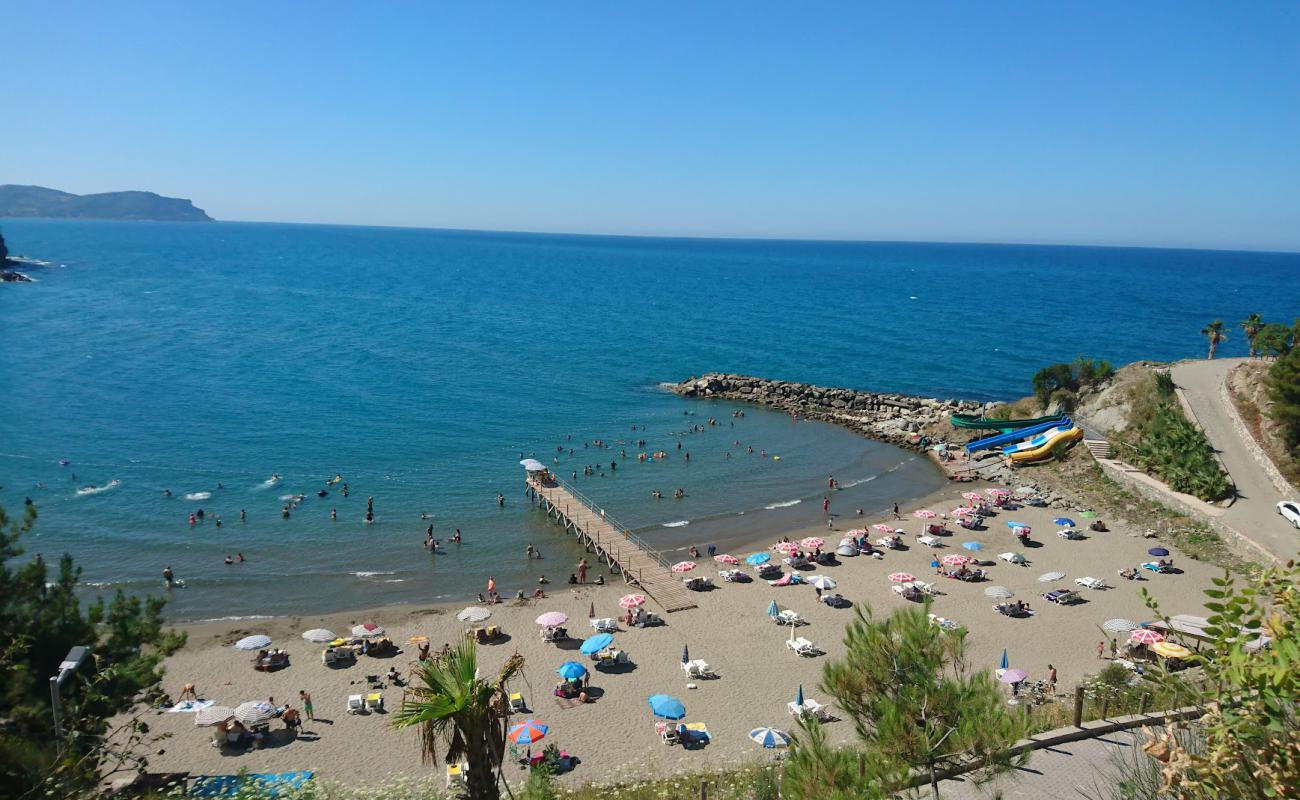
[595, 660, 637, 675]
[554, 638, 583, 651]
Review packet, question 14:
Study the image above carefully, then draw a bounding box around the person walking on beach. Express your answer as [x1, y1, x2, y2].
[892, 502, 901, 520]
[822, 497, 830, 514]
[299, 690, 314, 721]
[577, 559, 588, 583]
[1047, 664, 1058, 695]
[1096, 640, 1105, 659]
[1109, 638, 1118, 658]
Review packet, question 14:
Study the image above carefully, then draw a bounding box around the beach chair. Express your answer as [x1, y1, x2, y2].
[445, 763, 466, 789]
[656, 721, 678, 745]
[688, 660, 717, 679]
[787, 637, 819, 656]
[999, 552, 1026, 565]
[1043, 589, 1081, 605]
[590, 618, 617, 633]
[1075, 576, 1108, 590]
[909, 580, 939, 596]
[777, 609, 804, 626]
[509, 692, 526, 713]
[365, 692, 383, 711]
[346, 694, 364, 714]
[917, 535, 940, 548]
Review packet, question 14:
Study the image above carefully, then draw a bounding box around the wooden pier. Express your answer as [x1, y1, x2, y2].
[525, 473, 697, 613]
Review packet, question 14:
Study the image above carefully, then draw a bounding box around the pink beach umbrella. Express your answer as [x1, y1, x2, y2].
[799, 537, 825, 550]
[951, 507, 973, 517]
[1129, 628, 1165, 645]
[846, 528, 867, 537]
[888, 572, 916, 583]
[986, 488, 1009, 497]
[962, 491, 983, 503]
[671, 561, 698, 573]
[618, 594, 646, 609]
[713, 554, 740, 565]
[872, 523, 895, 534]
[535, 611, 568, 628]
[773, 542, 799, 554]
[913, 510, 937, 519]
[940, 554, 969, 567]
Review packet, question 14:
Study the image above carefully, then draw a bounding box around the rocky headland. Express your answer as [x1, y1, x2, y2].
[669, 372, 983, 452]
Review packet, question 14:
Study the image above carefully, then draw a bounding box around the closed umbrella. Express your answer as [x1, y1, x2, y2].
[301, 629, 336, 643]
[1038, 571, 1065, 582]
[998, 668, 1029, 684]
[194, 705, 234, 726]
[671, 561, 697, 573]
[1148, 547, 1169, 557]
[351, 623, 383, 638]
[999, 648, 1009, 670]
[618, 594, 646, 609]
[507, 719, 549, 745]
[985, 586, 1014, 599]
[1102, 618, 1138, 634]
[535, 612, 568, 627]
[234, 635, 272, 651]
[556, 661, 587, 680]
[681, 644, 690, 664]
[808, 575, 837, 591]
[457, 607, 491, 623]
[795, 684, 805, 707]
[713, 554, 740, 565]
[745, 552, 771, 566]
[888, 572, 916, 583]
[962, 541, 984, 551]
[750, 727, 791, 748]
[579, 634, 613, 655]
[234, 701, 277, 726]
[647, 694, 685, 720]
[1053, 517, 1075, 527]
[766, 600, 779, 618]
[1129, 629, 1165, 645]
[589, 602, 595, 619]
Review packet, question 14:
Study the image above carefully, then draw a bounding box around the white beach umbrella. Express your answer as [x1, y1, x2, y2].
[1038, 571, 1066, 583]
[194, 705, 234, 727]
[1102, 618, 1139, 634]
[519, 459, 547, 472]
[351, 623, 384, 638]
[984, 586, 1014, 599]
[234, 701, 277, 726]
[233, 634, 272, 651]
[457, 606, 492, 623]
[807, 575, 837, 591]
[301, 628, 337, 643]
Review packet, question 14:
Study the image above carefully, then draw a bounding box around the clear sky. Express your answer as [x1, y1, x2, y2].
[4, 2, 1299, 250]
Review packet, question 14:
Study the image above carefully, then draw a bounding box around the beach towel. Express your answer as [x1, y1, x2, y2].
[167, 699, 215, 713]
[554, 696, 584, 711]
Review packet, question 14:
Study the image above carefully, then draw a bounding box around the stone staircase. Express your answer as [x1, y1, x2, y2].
[1083, 438, 1112, 460]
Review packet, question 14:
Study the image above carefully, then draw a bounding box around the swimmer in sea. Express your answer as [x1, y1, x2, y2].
[240, 509, 246, 521]
[163, 488, 172, 497]
[331, 509, 337, 520]
[453, 528, 461, 543]
[224, 555, 234, 565]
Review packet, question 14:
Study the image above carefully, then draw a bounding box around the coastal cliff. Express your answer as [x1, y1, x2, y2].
[669, 372, 983, 451]
[0, 184, 213, 222]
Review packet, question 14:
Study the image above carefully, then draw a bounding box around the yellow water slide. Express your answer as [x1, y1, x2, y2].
[1007, 426, 1083, 464]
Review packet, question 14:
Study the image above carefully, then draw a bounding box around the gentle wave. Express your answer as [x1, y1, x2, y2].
[185, 491, 211, 501]
[352, 571, 397, 577]
[196, 614, 275, 622]
[77, 480, 121, 496]
[661, 520, 690, 528]
[839, 475, 877, 488]
[764, 499, 802, 510]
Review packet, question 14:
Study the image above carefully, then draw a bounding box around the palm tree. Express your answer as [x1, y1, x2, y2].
[1202, 320, 1228, 359]
[392, 638, 524, 800]
[1240, 313, 1264, 357]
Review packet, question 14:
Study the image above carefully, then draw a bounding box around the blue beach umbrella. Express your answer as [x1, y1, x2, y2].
[681, 644, 690, 664]
[766, 600, 779, 618]
[1148, 547, 1169, 557]
[1054, 517, 1075, 527]
[795, 684, 804, 707]
[1000, 648, 1009, 670]
[579, 633, 613, 655]
[647, 694, 686, 720]
[746, 552, 771, 566]
[1005, 521, 1028, 529]
[556, 661, 587, 680]
[749, 727, 791, 748]
[962, 541, 984, 551]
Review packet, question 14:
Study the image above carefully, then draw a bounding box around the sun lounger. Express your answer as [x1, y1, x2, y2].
[1142, 562, 1174, 573]
[346, 694, 364, 714]
[786, 637, 819, 656]
[927, 613, 960, 631]
[590, 618, 618, 633]
[917, 535, 941, 547]
[788, 698, 828, 720]
[998, 552, 1026, 565]
[777, 609, 804, 625]
[509, 692, 526, 713]
[993, 603, 1035, 617]
[683, 659, 717, 679]
[908, 580, 939, 595]
[783, 556, 810, 569]
[365, 692, 383, 711]
[1042, 589, 1082, 605]
[656, 721, 679, 745]
[718, 569, 747, 582]
[446, 763, 466, 789]
[1074, 576, 1108, 590]
[1058, 529, 1084, 540]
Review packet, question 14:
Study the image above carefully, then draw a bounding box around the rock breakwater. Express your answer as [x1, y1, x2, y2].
[669, 373, 983, 451]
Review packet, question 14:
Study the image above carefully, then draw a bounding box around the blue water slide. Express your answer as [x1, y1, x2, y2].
[963, 416, 1070, 454]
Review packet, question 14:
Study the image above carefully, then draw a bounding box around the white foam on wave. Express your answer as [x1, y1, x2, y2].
[840, 476, 877, 488]
[352, 571, 397, 577]
[185, 491, 211, 501]
[383, 579, 406, 583]
[765, 499, 802, 510]
[661, 520, 690, 528]
[197, 614, 275, 622]
[77, 479, 121, 496]
[278, 493, 296, 501]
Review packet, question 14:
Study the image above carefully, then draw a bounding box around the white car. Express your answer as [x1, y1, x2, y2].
[1277, 501, 1300, 529]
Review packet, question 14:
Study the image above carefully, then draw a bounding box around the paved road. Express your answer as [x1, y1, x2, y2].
[938, 730, 1147, 799]
[1172, 358, 1299, 562]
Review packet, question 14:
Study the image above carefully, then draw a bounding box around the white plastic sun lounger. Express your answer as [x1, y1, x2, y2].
[1075, 576, 1108, 590]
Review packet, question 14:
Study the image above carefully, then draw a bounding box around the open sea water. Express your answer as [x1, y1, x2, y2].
[1, 219, 1297, 619]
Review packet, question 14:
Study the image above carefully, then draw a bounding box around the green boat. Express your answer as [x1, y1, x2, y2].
[950, 413, 1061, 432]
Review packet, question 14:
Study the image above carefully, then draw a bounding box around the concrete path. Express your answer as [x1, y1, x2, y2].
[937, 730, 1147, 799]
[1172, 358, 1299, 561]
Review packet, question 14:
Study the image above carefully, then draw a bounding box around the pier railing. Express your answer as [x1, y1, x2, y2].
[530, 474, 671, 570]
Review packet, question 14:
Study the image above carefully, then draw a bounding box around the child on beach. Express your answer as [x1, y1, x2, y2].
[299, 690, 313, 720]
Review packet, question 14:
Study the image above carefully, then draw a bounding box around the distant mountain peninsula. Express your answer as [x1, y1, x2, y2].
[0, 184, 213, 222]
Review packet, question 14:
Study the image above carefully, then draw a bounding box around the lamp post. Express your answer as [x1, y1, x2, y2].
[50, 645, 90, 757]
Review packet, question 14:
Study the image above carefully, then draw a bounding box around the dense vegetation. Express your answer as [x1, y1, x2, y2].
[1267, 344, 1300, 466]
[0, 503, 184, 799]
[1030, 356, 1114, 410]
[1115, 373, 1234, 502]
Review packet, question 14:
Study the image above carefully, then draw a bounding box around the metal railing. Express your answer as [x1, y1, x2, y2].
[526, 473, 672, 571]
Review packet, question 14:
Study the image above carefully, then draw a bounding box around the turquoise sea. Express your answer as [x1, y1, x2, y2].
[2, 220, 1297, 619]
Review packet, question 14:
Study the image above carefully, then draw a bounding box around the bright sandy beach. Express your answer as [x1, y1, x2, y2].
[138, 477, 1219, 788]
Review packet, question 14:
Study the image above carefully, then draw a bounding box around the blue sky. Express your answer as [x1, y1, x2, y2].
[4, 2, 1299, 250]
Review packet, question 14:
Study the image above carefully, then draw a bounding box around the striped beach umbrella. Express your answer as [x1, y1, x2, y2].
[808, 575, 836, 591]
[913, 509, 937, 519]
[194, 705, 234, 727]
[799, 537, 825, 550]
[301, 629, 336, 643]
[535, 611, 568, 627]
[872, 523, 895, 533]
[618, 594, 646, 609]
[671, 561, 697, 573]
[234, 701, 277, 726]
[713, 554, 740, 565]
[1102, 618, 1138, 634]
[1129, 629, 1165, 645]
[749, 727, 791, 748]
[507, 719, 549, 745]
[888, 572, 915, 583]
[984, 586, 1014, 599]
[766, 600, 779, 618]
[941, 554, 969, 567]
[233, 635, 272, 651]
[773, 542, 799, 554]
[1038, 571, 1066, 582]
[351, 623, 383, 638]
